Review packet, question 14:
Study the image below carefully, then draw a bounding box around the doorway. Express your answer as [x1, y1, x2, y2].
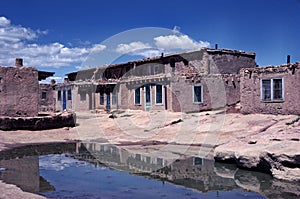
[144, 85, 151, 111]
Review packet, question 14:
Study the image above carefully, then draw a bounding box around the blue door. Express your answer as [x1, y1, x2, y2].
[62, 90, 67, 110]
[106, 88, 111, 110]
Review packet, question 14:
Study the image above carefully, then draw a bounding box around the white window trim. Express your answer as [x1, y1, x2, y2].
[134, 87, 141, 105]
[260, 78, 284, 102]
[155, 84, 164, 105]
[193, 84, 203, 104]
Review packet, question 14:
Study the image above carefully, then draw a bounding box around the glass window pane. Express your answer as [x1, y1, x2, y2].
[273, 79, 283, 100]
[262, 79, 271, 101]
[193, 85, 202, 103]
[41, 92, 47, 99]
[156, 85, 162, 104]
[135, 88, 140, 105]
[57, 90, 61, 101]
[67, 90, 72, 100]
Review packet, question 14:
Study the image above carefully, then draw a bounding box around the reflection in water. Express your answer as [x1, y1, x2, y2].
[0, 142, 299, 199]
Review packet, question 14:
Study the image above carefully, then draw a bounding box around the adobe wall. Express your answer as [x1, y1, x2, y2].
[39, 84, 55, 112]
[0, 66, 39, 117]
[240, 63, 300, 115]
[208, 51, 257, 74]
[73, 85, 94, 112]
[165, 49, 257, 75]
[171, 75, 240, 113]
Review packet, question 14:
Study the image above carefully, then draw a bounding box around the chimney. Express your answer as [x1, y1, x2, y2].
[215, 44, 218, 49]
[287, 55, 291, 64]
[15, 58, 23, 67]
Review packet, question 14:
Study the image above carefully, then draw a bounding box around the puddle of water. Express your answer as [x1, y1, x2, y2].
[0, 142, 299, 199]
[38, 154, 264, 199]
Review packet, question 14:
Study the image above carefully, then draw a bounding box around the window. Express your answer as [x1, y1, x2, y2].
[154, 65, 161, 74]
[57, 90, 61, 101]
[157, 158, 163, 166]
[100, 91, 104, 105]
[67, 89, 72, 100]
[80, 92, 86, 101]
[135, 154, 141, 161]
[193, 157, 203, 166]
[155, 85, 163, 104]
[261, 78, 284, 101]
[134, 87, 141, 105]
[193, 85, 203, 104]
[41, 92, 47, 99]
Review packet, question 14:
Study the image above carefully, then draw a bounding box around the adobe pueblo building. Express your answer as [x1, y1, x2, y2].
[0, 58, 54, 117]
[56, 48, 257, 113]
[0, 58, 75, 130]
[240, 62, 300, 115]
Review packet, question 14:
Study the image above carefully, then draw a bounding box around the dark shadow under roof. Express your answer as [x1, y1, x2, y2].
[38, 71, 55, 81]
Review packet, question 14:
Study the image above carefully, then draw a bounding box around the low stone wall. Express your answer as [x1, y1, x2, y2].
[0, 112, 76, 131]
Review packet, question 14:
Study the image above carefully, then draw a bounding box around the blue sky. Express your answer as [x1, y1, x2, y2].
[1, 0, 300, 81]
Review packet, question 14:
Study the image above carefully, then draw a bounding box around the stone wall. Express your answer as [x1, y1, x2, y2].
[0, 112, 76, 130]
[0, 66, 39, 117]
[240, 63, 300, 115]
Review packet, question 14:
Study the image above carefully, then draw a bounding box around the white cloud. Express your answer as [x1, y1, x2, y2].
[116, 41, 151, 54]
[39, 76, 64, 84]
[0, 16, 106, 68]
[0, 16, 10, 27]
[154, 34, 210, 50]
[133, 49, 162, 57]
[91, 44, 106, 52]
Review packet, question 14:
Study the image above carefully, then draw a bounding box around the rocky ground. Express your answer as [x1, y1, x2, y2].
[0, 109, 299, 198]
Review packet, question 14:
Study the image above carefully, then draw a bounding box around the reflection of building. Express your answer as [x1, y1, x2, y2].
[80, 143, 171, 172]
[1, 142, 298, 199]
[0, 156, 40, 192]
[56, 48, 257, 112]
[77, 143, 239, 193]
[0, 143, 78, 193]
